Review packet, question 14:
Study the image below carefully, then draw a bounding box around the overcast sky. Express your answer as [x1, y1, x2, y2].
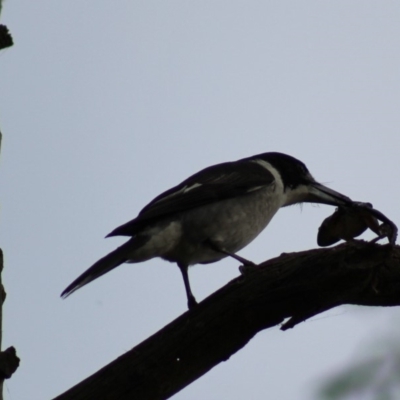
[1, 2, 400, 399]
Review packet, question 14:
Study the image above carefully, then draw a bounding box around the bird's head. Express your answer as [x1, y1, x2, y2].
[256, 152, 353, 207]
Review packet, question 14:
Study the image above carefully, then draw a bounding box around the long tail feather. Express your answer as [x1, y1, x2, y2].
[61, 240, 136, 298]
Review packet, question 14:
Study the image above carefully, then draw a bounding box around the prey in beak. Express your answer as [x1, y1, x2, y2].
[317, 202, 397, 246]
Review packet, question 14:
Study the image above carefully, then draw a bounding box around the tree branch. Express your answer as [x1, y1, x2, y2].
[53, 241, 400, 400]
[0, 250, 20, 400]
[0, 6, 18, 394]
[0, 140, 20, 400]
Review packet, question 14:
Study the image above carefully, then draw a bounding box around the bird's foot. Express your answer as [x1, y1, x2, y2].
[230, 254, 256, 266]
[187, 295, 198, 310]
[239, 261, 258, 275]
[205, 239, 258, 274]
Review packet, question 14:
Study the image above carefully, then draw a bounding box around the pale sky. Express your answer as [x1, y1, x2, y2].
[1, 2, 400, 399]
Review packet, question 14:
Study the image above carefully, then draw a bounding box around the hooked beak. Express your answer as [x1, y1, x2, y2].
[305, 182, 353, 207]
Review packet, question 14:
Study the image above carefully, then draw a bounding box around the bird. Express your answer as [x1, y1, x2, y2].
[61, 152, 354, 309]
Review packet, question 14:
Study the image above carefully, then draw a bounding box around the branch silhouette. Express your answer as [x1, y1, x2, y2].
[53, 241, 400, 400]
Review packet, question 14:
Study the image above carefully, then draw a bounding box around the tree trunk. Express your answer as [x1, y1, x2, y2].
[0, 16, 18, 396]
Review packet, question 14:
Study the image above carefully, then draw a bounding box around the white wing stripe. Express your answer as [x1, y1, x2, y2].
[151, 182, 203, 206]
[183, 183, 202, 193]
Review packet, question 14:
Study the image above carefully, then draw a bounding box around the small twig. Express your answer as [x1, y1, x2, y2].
[0, 347, 20, 379]
[0, 25, 13, 50]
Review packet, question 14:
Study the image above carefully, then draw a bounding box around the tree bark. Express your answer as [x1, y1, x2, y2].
[0, 144, 20, 400]
[0, 1, 19, 394]
[0, 10, 18, 398]
[0, 137, 20, 400]
[0, 252, 20, 400]
[53, 241, 400, 400]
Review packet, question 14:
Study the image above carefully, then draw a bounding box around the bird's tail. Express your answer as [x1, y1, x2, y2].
[61, 239, 140, 298]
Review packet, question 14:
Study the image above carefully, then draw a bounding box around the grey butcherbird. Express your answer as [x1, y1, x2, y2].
[61, 152, 353, 309]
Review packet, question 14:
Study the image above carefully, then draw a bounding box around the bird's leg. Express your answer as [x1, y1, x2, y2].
[224, 251, 256, 266]
[177, 262, 198, 310]
[205, 239, 256, 266]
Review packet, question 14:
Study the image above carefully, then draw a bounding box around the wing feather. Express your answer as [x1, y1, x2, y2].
[107, 160, 275, 237]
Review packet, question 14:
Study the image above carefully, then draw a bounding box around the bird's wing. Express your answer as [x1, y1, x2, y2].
[107, 160, 275, 237]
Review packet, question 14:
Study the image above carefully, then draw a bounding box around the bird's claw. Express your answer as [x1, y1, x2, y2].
[239, 261, 258, 275]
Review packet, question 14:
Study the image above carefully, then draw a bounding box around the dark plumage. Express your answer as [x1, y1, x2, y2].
[62, 152, 353, 309]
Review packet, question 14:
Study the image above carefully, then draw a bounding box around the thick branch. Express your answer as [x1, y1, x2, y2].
[53, 242, 400, 400]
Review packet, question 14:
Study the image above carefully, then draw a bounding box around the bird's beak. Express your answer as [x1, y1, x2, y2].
[305, 182, 353, 206]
